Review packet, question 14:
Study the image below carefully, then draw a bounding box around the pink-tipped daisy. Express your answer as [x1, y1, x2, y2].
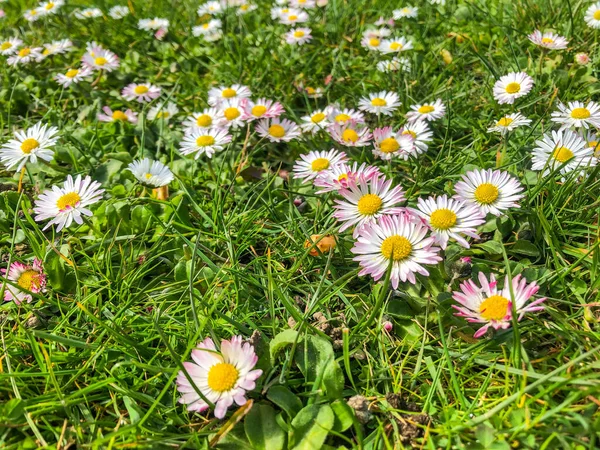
[329, 120, 372, 147]
[121, 83, 161, 103]
[528, 30, 568, 50]
[208, 84, 252, 107]
[372, 126, 413, 160]
[81, 47, 120, 72]
[314, 162, 381, 194]
[2, 258, 46, 305]
[285, 27, 312, 45]
[98, 107, 138, 124]
[241, 98, 285, 121]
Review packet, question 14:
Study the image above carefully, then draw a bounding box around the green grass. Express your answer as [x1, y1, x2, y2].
[1, 0, 600, 448]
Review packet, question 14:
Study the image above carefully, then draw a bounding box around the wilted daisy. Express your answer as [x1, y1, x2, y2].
[300, 109, 331, 133]
[74, 8, 103, 19]
[372, 127, 412, 160]
[377, 57, 411, 73]
[399, 120, 433, 156]
[218, 99, 247, 129]
[285, 27, 312, 45]
[329, 121, 372, 147]
[314, 162, 381, 193]
[487, 112, 531, 135]
[37, 0, 64, 16]
[109, 5, 129, 19]
[351, 213, 441, 288]
[208, 84, 252, 106]
[182, 108, 223, 133]
[2, 258, 46, 305]
[380, 37, 413, 53]
[0, 122, 59, 171]
[256, 118, 301, 142]
[327, 107, 365, 125]
[7, 47, 42, 66]
[454, 168, 525, 216]
[531, 129, 597, 176]
[241, 98, 284, 121]
[393, 6, 418, 18]
[179, 128, 232, 159]
[176, 336, 262, 419]
[98, 107, 138, 124]
[279, 9, 308, 25]
[358, 91, 401, 116]
[452, 272, 546, 338]
[333, 174, 405, 237]
[127, 158, 174, 188]
[492, 72, 534, 105]
[121, 83, 161, 103]
[411, 195, 484, 249]
[193, 19, 222, 36]
[138, 17, 169, 31]
[293, 149, 347, 183]
[528, 30, 568, 50]
[40, 39, 74, 58]
[34, 175, 104, 231]
[54, 66, 92, 88]
[81, 47, 120, 72]
[406, 99, 446, 122]
[148, 102, 179, 121]
[198, 1, 223, 15]
[550, 101, 600, 130]
[0, 37, 22, 56]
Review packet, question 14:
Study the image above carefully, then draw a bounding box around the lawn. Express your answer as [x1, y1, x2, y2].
[1, 0, 600, 448]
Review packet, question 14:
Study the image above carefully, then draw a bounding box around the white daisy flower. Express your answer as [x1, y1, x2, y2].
[300, 109, 331, 134]
[74, 8, 103, 19]
[0, 37, 23, 56]
[292, 149, 348, 183]
[148, 102, 179, 121]
[179, 128, 232, 159]
[291, 0, 315, 7]
[327, 107, 365, 125]
[454, 168, 525, 217]
[24, 9, 41, 21]
[203, 31, 223, 42]
[1, 258, 46, 305]
[182, 108, 223, 133]
[279, 9, 308, 25]
[40, 39, 74, 58]
[358, 91, 401, 116]
[329, 120, 372, 147]
[379, 37, 413, 54]
[37, 0, 64, 16]
[581, 130, 600, 157]
[393, 6, 418, 18]
[585, 2, 600, 28]
[363, 28, 391, 40]
[399, 120, 433, 156]
[528, 30, 568, 50]
[550, 101, 600, 130]
[314, 162, 381, 193]
[208, 84, 252, 106]
[218, 99, 247, 129]
[138, 17, 169, 31]
[406, 99, 446, 122]
[127, 158, 174, 188]
[487, 112, 532, 135]
[492, 72, 534, 105]
[121, 83, 161, 103]
[7, 47, 42, 66]
[109, 5, 130, 19]
[372, 126, 412, 160]
[193, 19, 222, 36]
[256, 118, 301, 142]
[198, 1, 223, 15]
[237, 3, 257, 15]
[98, 107, 138, 124]
[0, 122, 59, 171]
[531, 129, 597, 176]
[81, 47, 120, 72]
[240, 98, 284, 121]
[33, 175, 104, 232]
[285, 27, 312, 45]
[54, 66, 93, 87]
[377, 57, 411, 73]
[361, 36, 384, 51]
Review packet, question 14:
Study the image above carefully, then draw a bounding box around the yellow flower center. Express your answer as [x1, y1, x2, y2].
[311, 158, 329, 172]
[338, 173, 349, 181]
[429, 208, 457, 230]
[269, 124, 286, 138]
[505, 82, 521, 94]
[145, 173, 153, 179]
[134, 85, 149, 95]
[571, 107, 591, 120]
[18, 48, 31, 58]
[20, 138, 40, 154]
[30, 10, 37, 15]
[294, 30, 305, 38]
[479, 295, 509, 321]
[390, 42, 403, 50]
[112, 111, 128, 121]
[156, 111, 170, 119]
[380, 235, 412, 261]
[311, 113, 325, 123]
[595, 10, 600, 20]
[418, 105, 435, 114]
[224, 107, 240, 120]
[541, 37, 554, 44]
[202, 23, 210, 29]
[588, 140, 599, 149]
[342, 129, 359, 143]
[17, 270, 41, 290]
[66, 69, 79, 78]
[222, 88, 237, 98]
[251, 105, 267, 117]
[474, 183, 499, 204]
[45, 2, 55, 10]
[288, 14, 298, 21]
[402, 130, 417, 139]
[369, 38, 380, 47]
[56, 192, 81, 210]
[1, 42, 12, 50]
[94, 56, 107, 66]
[497, 117, 513, 127]
[240, 4, 249, 10]
[371, 97, 387, 107]
[402, 8, 410, 13]
[207, 362, 239, 392]
[379, 137, 400, 153]
[196, 114, 212, 127]
[357, 193, 382, 216]
[335, 113, 351, 122]
[43, 48, 51, 55]
[552, 146, 574, 163]
[196, 135, 216, 147]
[305, 87, 316, 95]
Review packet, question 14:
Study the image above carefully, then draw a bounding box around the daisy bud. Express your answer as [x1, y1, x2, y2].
[575, 53, 590, 65]
[304, 234, 337, 256]
[382, 320, 393, 332]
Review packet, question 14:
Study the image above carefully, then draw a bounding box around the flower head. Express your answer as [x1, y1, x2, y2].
[528, 30, 568, 50]
[182, 108, 223, 133]
[300, 109, 331, 133]
[54, 66, 93, 87]
[81, 46, 120, 72]
[241, 98, 284, 121]
[256, 118, 301, 142]
[121, 83, 161, 103]
[127, 158, 174, 188]
[551, 101, 600, 130]
[98, 107, 138, 124]
[329, 120, 372, 147]
[493, 72, 534, 105]
[406, 99, 445, 122]
[0, 122, 59, 171]
[2, 258, 46, 305]
[179, 128, 232, 159]
[531, 129, 597, 177]
[148, 102, 179, 121]
[208, 84, 252, 106]
[292, 149, 347, 183]
[314, 162, 380, 193]
[372, 126, 413, 160]
[358, 91, 401, 116]
[285, 27, 313, 45]
[487, 112, 531, 135]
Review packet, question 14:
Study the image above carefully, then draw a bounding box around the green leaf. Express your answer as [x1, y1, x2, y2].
[123, 396, 143, 424]
[44, 250, 66, 291]
[269, 329, 299, 363]
[295, 335, 344, 399]
[476, 240, 504, 255]
[510, 240, 540, 257]
[330, 400, 353, 432]
[290, 404, 334, 450]
[244, 404, 285, 450]
[267, 385, 302, 418]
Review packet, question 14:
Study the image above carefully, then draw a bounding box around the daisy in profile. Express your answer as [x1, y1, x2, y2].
[0, 37, 22, 56]
[411, 195, 485, 249]
[377, 57, 411, 73]
[182, 108, 223, 133]
[98, 107, 138, 124]
[218, 99, 247, 129]
[122, 83, 161, 103]
[293, 149, 347, 183]
[148, 102, 179, 121]
[109, 5, 130, 19]
[138, 17, 169, 31]
[327, 107, 365, 125]
[291, 0, 315, 8]
[74, 8, 103, 19]
[454, 168, 524, 216]
[256, 118, 301, 142]
[393, 6, 418, 18]
[198, 1, 223, 15]
[532, 129, 597, 176]
[358, 91, 401, 116]
[0, 122, 59, 171]
[333, 174, 405, 237]
[314, 162, 380, 193]
[380, 37, 413, 53]
[2, 258, 46, 305]
[585, 2, 600, 28]
[452, 272, 546, 338]
[7, 47, 42, 66]
[550, 101, 600, 130]
[128, 158, 174, 188]
[176, 336, 262, 419]
[406, 99, 445, 122]
[179, 128, 232, 159]
[208, 84, 252, 106]
[54, 66, 92, 87]
[40, 39, 74, 58]
[487, 112, 532, 135]
[241, 98, 284, 121]
[493, 72, 534, 105]
[37, 0, 64, 16]
[528, 30, 568, 50]
[329, 120, 372, 147]
[300, 109, 331, 133]
[193, 19, 222, 37]
[372, 127, 412, 160]
[351, 214, 441, 288]
[400, 120, 433, 156]
[34, 175, 104, 231]
[279, 9, 308, 25]
[81, 46, 120, 72]
[285, 27, 312, 45]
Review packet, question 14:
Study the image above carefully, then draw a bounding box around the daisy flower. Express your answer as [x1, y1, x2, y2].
[109, 5, 130, 19]
[379, 37, 413, 53]
[40, 39, 74, 59]
[300, 109, 331, 133]
[292, 149, 347, 183]
[329, 120, 372, 147]
[399, 120, 433, 156]
[333, 174, 405, 237]
[363, 28, 391, 40]
[2, 258, 46, 305]
[291, 0, 315, 7]
[406, 99, 446, 122]
[193, 19, 222, 36]
[7, 47, 42, 66]
[285, 27, 312, 45]
[575, 53, 591, 65]
[585, 2, 600, 28]
[34, 175, 104, 232]
[528, 30, 568, 50]
[54, 66, 93, 87]
[182, 108, 223, 133]
[372, 127, 412, 160]
[74, 8, 103, 19]
[81, 47, 120, 72]
[127, 158, 174, 188]
[148, 102, 179, 121]
[256, 118, 301, 142]
[531, 129, 597, 176]
[452, 272, 546, 338]
[492, 72, 534, 105]
[138, 17, 169, 31]
[98, 107, 138, 124]
[327, 107, 365, 125]
[237, 3, 257, 15]
[361, 36, 384, 51]
[393, 6, 418, 18]
[37, 0, 64, 16]
[241, 98, 284, 121]
[550, 101, 600, 130]
[198, 1, 223, 15]
[454, 168, 525, 216]
[279, 9, 308, 25]
[208, 84, 252, 106]
[314, 162, 380, 193]
[358, 91, 401, 116]
[218, 99, 247, 129]
[179, 128, 232, 159]
[487, 112, 532, 135]
[0, 37, 22, 56]
[176, 336, 263, 419]
[581, 130, 600, 157]
[0, 122, 59, 171]
[411, 195, 485, 249]
[351, 214, 441, 288]
[377, 57, 411, 73]
[121, 83, 161, 103]
[24, 8, 41, 21]
[303, 86, 324, 98]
